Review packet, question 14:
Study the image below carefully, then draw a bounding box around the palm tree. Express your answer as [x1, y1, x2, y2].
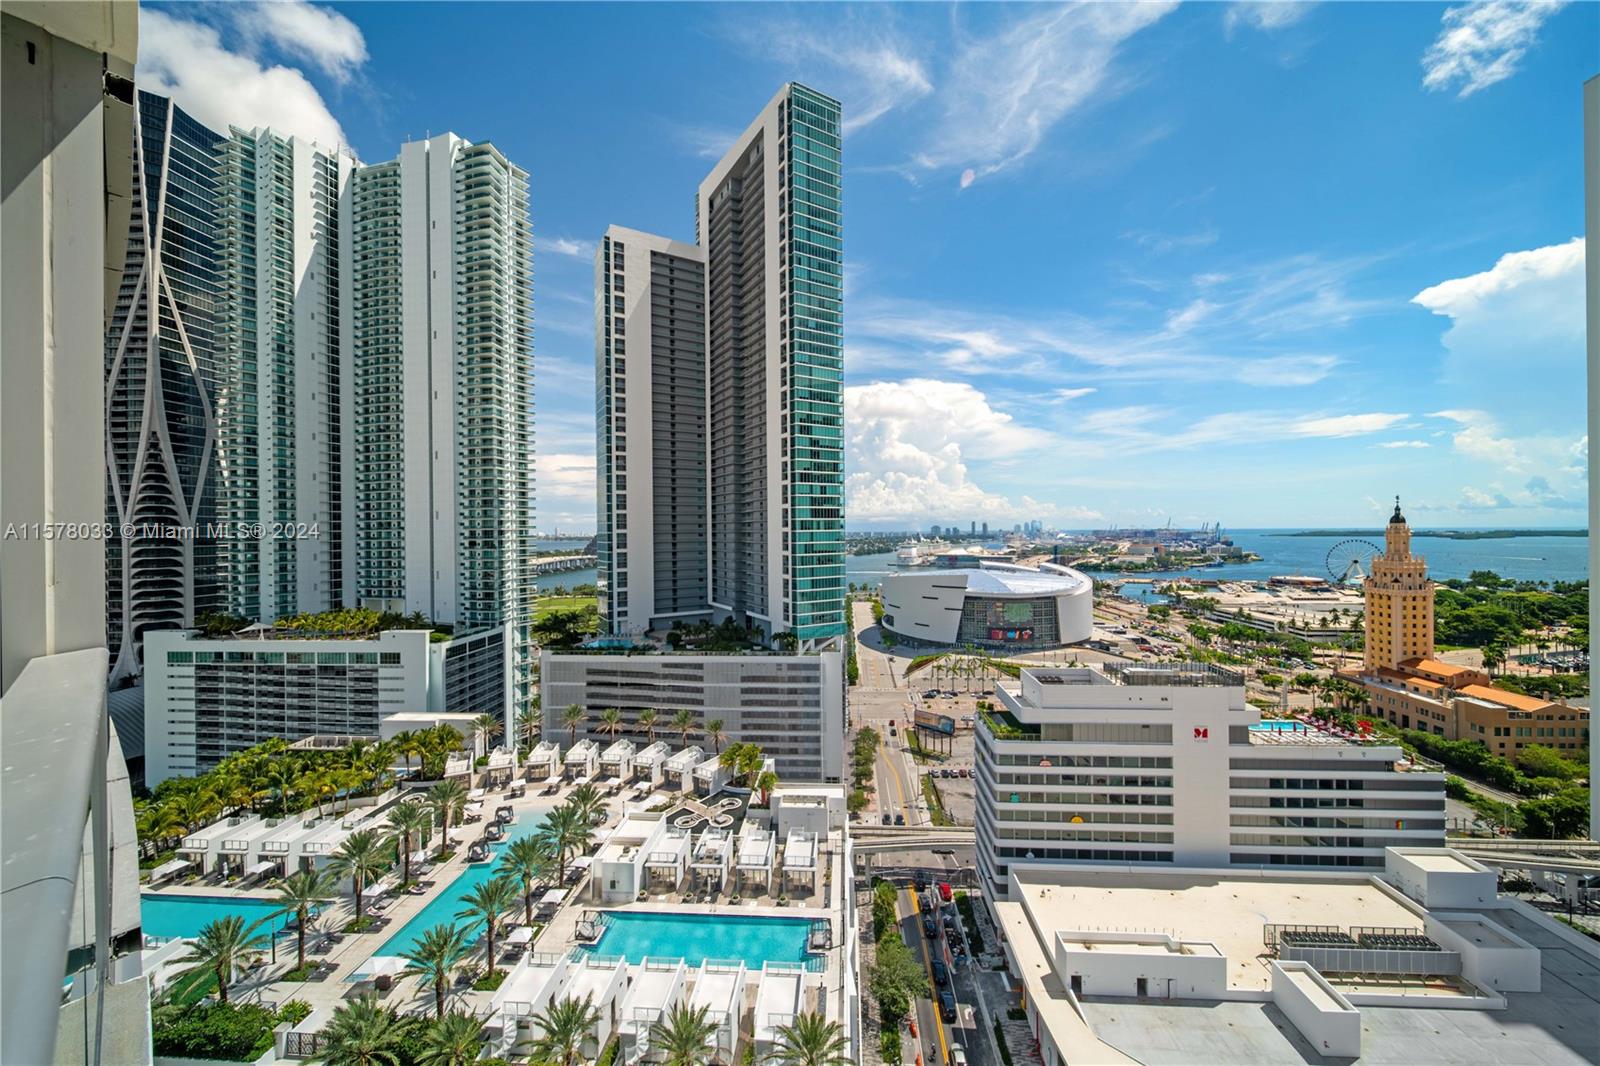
[497, 836, 554, 925]
[596, 707, 623, 743]
[755, 767, 779, 806]
[426, 780, 468, 860]
[561, 703, 586, 746]
[535, 804, 593, 885]
[173, 788, 221, 833]
[271, 868, 337, 971]
[471, 712, 501, 755]
[704, 718, 726, 756]
[649, 1001, 719, 1066]
[328, 829, 390, 923]
[671, 708, 697, 750]
[415, 1011, 485, 1066]
[400, 923, 472, 1019]
[173, 915, 267, 1004]
[528, 993, 600, 1066]
[636, 708, 658, 743]
[769, 1011, 851, 1066]
[516, 707, 539, 752]
[566, 783, 605, 827]
[386, 801, 433, 888]
[307, 993, 411, 1066]
[391, 730, 421, 780]
[455, 875, 519, 975]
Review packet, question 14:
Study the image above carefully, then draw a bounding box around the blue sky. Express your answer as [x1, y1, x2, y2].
[140, 1, 1595, 531]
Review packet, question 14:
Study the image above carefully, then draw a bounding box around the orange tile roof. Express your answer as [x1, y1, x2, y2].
[1456, 684, 1550, 712]
[1399, 657, 1476, 679]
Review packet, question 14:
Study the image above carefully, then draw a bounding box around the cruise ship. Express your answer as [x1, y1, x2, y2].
[894, 538, 950, 566]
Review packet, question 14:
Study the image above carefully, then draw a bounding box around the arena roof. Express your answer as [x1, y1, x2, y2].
[962, 563, 1090, 597]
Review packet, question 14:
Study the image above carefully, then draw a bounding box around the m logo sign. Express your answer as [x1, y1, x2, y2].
[1193, 727, 1209, 741]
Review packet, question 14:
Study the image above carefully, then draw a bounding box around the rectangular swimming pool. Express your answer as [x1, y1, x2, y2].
[374, 810, 548, 958]
[582, 911, 818, 969]
[140, 893, 293, 940]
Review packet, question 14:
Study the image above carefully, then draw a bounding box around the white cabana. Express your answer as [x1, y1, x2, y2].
[149, 858, 190, 882]
[617, 959, 688, 1063]
[245, 860, 276, 878]
[693, 754, 729, 796]
[781, 828, 817, 894]
[564, 739, 600, 781]
[664, 746, 703, 792]
[736, 825, 775, 895]
[599, 739, 636, 780]
[523, 741, 561, 781]
[631, 741, 671, 785]
[690, 961, 747, 1060]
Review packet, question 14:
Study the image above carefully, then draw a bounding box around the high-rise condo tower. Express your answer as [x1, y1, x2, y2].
[598, 83, 844, 649]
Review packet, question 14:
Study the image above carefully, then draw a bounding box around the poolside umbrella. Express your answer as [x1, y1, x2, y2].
[506, 926, 534, 946]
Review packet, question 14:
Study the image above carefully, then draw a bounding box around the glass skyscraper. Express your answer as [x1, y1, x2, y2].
[598, 83, 844, 648]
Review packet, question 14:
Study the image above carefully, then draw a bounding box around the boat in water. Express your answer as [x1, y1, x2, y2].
[894, 538, 950, 567]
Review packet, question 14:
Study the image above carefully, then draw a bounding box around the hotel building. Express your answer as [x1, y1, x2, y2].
[1350, 500, 1589, 758]
[974, 662, 1447, 896]
[539, 648, 845, 783]
[598, 83, 844, 648]
[144, 624, 508, 784]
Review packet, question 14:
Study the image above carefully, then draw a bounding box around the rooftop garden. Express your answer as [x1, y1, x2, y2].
[197, 607, 453, 642]
[977, 707, 1037, 741]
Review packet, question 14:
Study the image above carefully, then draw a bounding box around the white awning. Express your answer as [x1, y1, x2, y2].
[569, 856, 593, 871]
[506, 926, 535, 945]
[468, 789, 486, 800]
[247, 860, 275, 876]
[538, 889, 567, 906]
[150, 858, 190, 880]
[354, 956, 407, 979]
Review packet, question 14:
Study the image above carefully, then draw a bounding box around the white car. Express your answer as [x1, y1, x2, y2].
[951, 1046, 969, 1066]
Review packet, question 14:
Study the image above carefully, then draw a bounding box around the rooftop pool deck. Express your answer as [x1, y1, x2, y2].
[374, 809, 549, 958]
[581, 910, 821, 970]
[140, 893, 295, 940]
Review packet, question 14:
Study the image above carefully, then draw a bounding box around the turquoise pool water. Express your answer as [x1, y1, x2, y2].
[1251, 720, 1308, 732]
[140, 893, 293, 939]
[583, 911, 817, 969]
[374, 810, 547, 958]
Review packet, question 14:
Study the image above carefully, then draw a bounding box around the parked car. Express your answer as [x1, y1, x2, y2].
[932, 959, 948, 986]
[939, 882, 953, 902]
[923, 690, 939, 699]
[959, 767, 970, 777]
[938, 990, 958, 1021]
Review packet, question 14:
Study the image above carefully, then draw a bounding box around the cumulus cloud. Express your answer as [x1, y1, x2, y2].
[139, 8, 349, 147]
[916, 2, 1177, 184]
[534, 451, 598, 530]
[235, 0, 368, 84]
[1413, 240, 1584, 396]
[1421, 0, 1570, 97]
[844, 380, 1086, 523]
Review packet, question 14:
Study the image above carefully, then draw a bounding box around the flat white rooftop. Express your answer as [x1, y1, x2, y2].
[1014, 871, 1420, 990]
[1402, 850, 1483, 873]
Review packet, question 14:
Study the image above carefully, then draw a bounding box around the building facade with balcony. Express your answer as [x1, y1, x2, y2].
[975, 663, 1447, 897]
[144, 624, 507, 784]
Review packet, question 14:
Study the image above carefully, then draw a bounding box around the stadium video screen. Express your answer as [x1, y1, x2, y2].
[1001, 601, 1033, 624]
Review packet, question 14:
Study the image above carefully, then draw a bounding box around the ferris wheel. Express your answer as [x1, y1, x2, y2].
[1325, 539, 1380, 586]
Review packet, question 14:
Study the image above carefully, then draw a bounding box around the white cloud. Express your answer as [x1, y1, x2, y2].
[535, 236, 596, 260]
[1225, 2, 1318, 34]
[1125, 227, 1220, 254]
[917, 2, 1177, 184]
[725, 16, 931, 135]
[1054, 387, 1098, 402]
[1412, 239, 1584, 390]
[1375, 440, 1430, 449]
[674, 125, 740, 161]
[1294, 413, 1410, 437]
[235, 0, 368, 84]
[845, 380, 1084, 523]
[138, 8, 348, 147]
[1421, 0, 1569, 97]
[534, 451, 598, 531]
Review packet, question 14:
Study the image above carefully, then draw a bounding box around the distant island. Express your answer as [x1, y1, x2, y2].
[1271, 529, 1587, 540]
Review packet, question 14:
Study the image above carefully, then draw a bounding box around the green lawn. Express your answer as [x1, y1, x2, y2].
[534, 595, 593, 622]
